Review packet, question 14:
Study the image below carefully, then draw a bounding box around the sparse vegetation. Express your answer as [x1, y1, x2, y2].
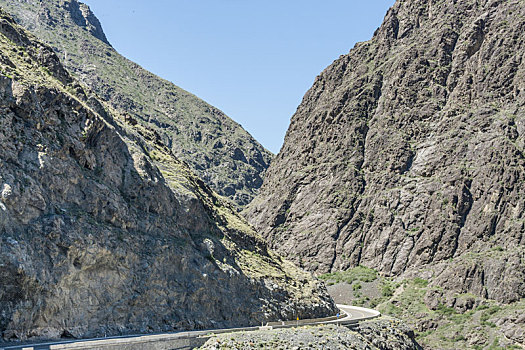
[0, 0, 272, 208]
[319, 265, 378, 284]
[326, 263, 525, 349]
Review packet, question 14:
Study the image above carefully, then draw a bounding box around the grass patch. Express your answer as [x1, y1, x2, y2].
[319, 265, 378, 284]
[480, 305, 501, 327]
[381, 279, 399, 297]
[435, 303, 456, 316]
[413, 277, 429, 287]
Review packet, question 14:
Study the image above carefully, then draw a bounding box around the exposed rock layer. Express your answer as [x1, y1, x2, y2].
[0, 0, 272, 208]
[247, 0, 525, 304]
[0, 10, 335, 342]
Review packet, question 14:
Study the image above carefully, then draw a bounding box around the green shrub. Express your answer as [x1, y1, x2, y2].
[476, 304, 489, 311]
[380, 302, 402, 317]
[435, 303, 456, 316]
[480, 305, 501, 322]
[413, 277, 429, 287]
[487, 337, 505, 350]
[381, 282, 394, 297]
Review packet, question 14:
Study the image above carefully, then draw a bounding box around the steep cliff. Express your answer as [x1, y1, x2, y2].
[247, 0, 525, 309]
[247, 0, 525, 347]
[0, 9, 336, 342]
[0, 0, 272, 208]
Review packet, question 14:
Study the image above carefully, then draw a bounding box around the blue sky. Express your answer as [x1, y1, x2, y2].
[82, 0, 395, 154]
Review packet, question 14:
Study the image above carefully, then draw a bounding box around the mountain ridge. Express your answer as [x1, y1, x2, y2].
[248, 0, 525, 281]
[0, 0, 272, 208]
[246, 0, 525, 347]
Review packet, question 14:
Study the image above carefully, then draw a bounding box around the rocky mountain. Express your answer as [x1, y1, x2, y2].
[247, 0, 525, 348]
[0, 9, 336, 342]
[0, 0, 272, 208]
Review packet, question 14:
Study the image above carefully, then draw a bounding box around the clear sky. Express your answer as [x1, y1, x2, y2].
[82, 0, 395, 154]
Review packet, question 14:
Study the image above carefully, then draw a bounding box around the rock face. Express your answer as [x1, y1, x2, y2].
[0, 10, 336, 342]
[0, 0, 272, 208]
[247, 0, 525, 304]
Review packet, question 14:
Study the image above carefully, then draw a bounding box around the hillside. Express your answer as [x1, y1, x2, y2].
[0, 0, 272, 208]
[0, 9, 336, 342]
[246, 0, 525, 348]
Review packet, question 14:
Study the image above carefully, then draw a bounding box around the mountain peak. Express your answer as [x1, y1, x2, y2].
[66, 0, 111, 46]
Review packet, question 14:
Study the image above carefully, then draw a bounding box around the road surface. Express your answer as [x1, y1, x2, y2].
[335, 304, 380, 324]
[0, 304, 380, 350]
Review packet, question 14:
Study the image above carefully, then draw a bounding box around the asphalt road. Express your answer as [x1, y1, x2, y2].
[334, 304, 380, 324]
[0, 304, 380, 350]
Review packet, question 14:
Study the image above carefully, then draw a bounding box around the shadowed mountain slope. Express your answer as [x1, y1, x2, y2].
[0, 9, 335, 342]
[0, 0, 272, 208]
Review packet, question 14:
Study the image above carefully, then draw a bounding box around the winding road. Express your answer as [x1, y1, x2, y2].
[335, 304, 380, 324]
[0, 305, 380, 350]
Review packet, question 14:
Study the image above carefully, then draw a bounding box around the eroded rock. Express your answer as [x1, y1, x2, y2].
[246, 0, 525, 305]
[0, 9, 336, 343]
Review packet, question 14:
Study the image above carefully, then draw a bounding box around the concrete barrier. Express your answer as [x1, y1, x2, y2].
[48, 335, 209, 350]
[267, 313, 340, 327]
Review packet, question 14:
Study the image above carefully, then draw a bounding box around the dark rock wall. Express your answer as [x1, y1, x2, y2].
[247, 0, 525, 302]
[0, 10, 335, 342]
[66, 1, 110, 45]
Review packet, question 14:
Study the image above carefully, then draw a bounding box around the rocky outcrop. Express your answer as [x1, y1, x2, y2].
[246, 0, 525, 304]
[0, 0, 272, 208]
[0, 10, 335, 342]
[496, 310, 525, 346]
[420, 248, 525, 304]
[66, 1, 110, 45]
[199, 318, 422, 350]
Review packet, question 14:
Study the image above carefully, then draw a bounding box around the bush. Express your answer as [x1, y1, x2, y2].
[381, 282, 394, 297]
[435, 303, 456, 316]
